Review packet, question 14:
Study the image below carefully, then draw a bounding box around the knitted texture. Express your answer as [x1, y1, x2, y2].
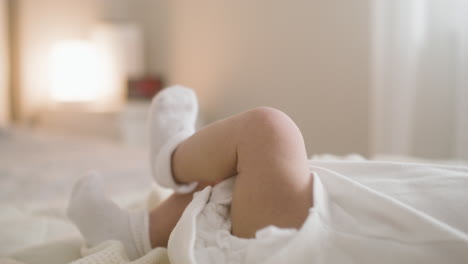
[148, 85, 199, 193]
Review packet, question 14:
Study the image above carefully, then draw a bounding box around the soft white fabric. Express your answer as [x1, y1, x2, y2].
[2, 240, 170, 264]
[0, 204, 81, 257]
[67, 172, 152, 260]
[148, 85, 198, 193]
[5, 159, 468, 263]
[168, 160, 468, 264]
[0, 127, 156, 206]
[5, 239, 83, 264]
[1, 188, 165, 264]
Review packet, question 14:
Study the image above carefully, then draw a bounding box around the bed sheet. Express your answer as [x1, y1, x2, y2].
[2, 127, 467, 263]
[0, 127, 170, 258]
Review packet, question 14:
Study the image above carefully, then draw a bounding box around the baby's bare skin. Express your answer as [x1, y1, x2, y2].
[149, 107, 313, 248]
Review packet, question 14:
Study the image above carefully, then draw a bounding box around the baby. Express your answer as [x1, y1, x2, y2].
[67, 85, 314, 260]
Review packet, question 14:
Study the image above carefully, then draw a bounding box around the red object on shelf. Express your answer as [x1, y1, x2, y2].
[127, 76, 164, 100]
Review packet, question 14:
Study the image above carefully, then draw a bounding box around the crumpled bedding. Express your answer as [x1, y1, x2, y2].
[0, 204, 81, 258]
[168, 160, 468, 264]
[5, 240, 169, 264]
[0, 189, 166, 263]
[0, 126, 170, 262]
[3, 160, 468, 264]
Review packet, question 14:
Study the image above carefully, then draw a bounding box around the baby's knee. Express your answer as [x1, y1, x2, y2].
[242, 107, 302, 140]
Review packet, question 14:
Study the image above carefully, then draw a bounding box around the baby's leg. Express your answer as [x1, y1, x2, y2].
[165, 107, 313, 238]
[68, 87, 312, 259]
[148, 183, 212, 248]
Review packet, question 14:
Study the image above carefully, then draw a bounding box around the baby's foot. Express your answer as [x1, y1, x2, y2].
[149, 85, 199, 193]
[67, 172, 151, 260]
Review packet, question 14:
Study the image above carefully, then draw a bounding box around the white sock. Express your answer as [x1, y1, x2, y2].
[149, 85, 199, 193]
[67, 172, 151, 260]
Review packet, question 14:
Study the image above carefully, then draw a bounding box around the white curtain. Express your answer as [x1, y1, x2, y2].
[372, 0, 468, 160]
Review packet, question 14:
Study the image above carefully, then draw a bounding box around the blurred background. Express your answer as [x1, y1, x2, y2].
[0, 0, 467, 160]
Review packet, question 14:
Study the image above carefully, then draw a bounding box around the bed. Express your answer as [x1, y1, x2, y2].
[1, 127, 467, 264]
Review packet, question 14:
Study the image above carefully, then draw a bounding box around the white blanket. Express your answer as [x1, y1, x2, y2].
[169, 160, 468, 264]
[4, 160, 468, 263]
[3, 240, 169, 264]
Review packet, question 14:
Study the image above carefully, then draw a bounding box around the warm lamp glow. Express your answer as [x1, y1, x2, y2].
[49, 41, 106, 102]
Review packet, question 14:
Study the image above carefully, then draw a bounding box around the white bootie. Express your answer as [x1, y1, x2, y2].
[148, 85, 199, 193]
[67, 172, 151, 260]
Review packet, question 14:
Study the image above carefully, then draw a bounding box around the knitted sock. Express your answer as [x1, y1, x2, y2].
[67, 172, 151, 260]
[149, 85, 199, 193]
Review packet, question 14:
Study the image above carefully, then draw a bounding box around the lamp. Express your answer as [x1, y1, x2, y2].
[49, 41, 105, 103]
[48, 22, 144, 111]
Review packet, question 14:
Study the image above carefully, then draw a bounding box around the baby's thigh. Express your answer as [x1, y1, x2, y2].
[230, 170, 313, 239]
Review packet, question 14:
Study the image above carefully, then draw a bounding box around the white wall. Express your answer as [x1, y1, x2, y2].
[15, 0, 371, 155]
[165, 0, 371, 155]
[127, 0, 170, 76]
[0, 0, 9, 125]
